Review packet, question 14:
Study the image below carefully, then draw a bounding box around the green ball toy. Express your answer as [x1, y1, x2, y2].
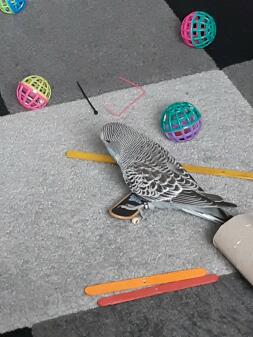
[181, 11, 217, 49]
[0, 0, 26, 14]
[161, 102, 202, 143]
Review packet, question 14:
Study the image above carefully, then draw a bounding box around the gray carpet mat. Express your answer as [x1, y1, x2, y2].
[0, 0, 252, 334]
[224, 61, 253, 107]
[0, 0, 215, 113]
[1, 70, 253, 332]
[32, 273, 253, 337]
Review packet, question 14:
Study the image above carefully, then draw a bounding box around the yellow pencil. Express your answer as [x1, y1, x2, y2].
[67, 150, 116, 164]
[66, 150, 253, 181]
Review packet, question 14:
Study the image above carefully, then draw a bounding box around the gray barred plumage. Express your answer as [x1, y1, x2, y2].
[101, 122, 237, 224]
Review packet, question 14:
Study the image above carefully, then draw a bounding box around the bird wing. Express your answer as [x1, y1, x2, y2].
[172, 161, 204, 192]
[122, 162, 218, 207]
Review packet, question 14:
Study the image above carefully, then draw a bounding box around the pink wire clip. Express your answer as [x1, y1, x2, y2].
[105, 76, 145, 117]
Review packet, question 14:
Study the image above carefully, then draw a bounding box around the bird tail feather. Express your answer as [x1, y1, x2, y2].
[175, 204, 234, 225]
[201, 193, 237, 208]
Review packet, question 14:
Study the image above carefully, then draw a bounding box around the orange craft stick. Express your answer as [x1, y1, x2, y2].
[84, 268, 207, 296]
[97, 274, 219, 307]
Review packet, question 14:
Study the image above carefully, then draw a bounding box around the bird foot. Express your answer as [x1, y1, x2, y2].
[120, 202, 150, 219]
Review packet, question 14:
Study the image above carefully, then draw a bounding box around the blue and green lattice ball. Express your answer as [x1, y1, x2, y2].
[0, 0, 26, 14]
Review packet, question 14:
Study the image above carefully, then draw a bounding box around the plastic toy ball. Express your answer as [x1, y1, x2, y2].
[17, 75, 52, 110]
[161, 102, 202, 143]
[0, 0, 26, 14]
[181, 11, 216, 48]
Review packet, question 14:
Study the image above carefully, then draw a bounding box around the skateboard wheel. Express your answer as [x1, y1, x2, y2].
[132, 217, 140, 225]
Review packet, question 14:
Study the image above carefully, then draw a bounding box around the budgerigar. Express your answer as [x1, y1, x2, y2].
[100, 122, 237, 224]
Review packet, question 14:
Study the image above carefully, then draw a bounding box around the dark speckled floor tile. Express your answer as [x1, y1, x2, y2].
[33, 273, 253, 337]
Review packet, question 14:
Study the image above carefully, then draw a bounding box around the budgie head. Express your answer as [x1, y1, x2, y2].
[100, 122, 143, 162]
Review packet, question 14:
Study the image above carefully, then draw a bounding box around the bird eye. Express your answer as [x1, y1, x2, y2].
[106, 140, 110, 143]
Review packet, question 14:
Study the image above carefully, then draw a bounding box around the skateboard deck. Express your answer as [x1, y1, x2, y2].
[109, 193, 145, 223]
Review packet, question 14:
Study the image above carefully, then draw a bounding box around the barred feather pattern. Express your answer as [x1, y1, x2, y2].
[101, 122, 235, 209]
[121, 141, 203, 202]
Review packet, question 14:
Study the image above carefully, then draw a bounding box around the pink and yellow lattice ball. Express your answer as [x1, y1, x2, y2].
[17, 75, 51, 110]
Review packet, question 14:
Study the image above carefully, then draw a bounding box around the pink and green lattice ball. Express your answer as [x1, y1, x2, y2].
[17, 75, 52, 110]
[181, 11, 216, 48]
